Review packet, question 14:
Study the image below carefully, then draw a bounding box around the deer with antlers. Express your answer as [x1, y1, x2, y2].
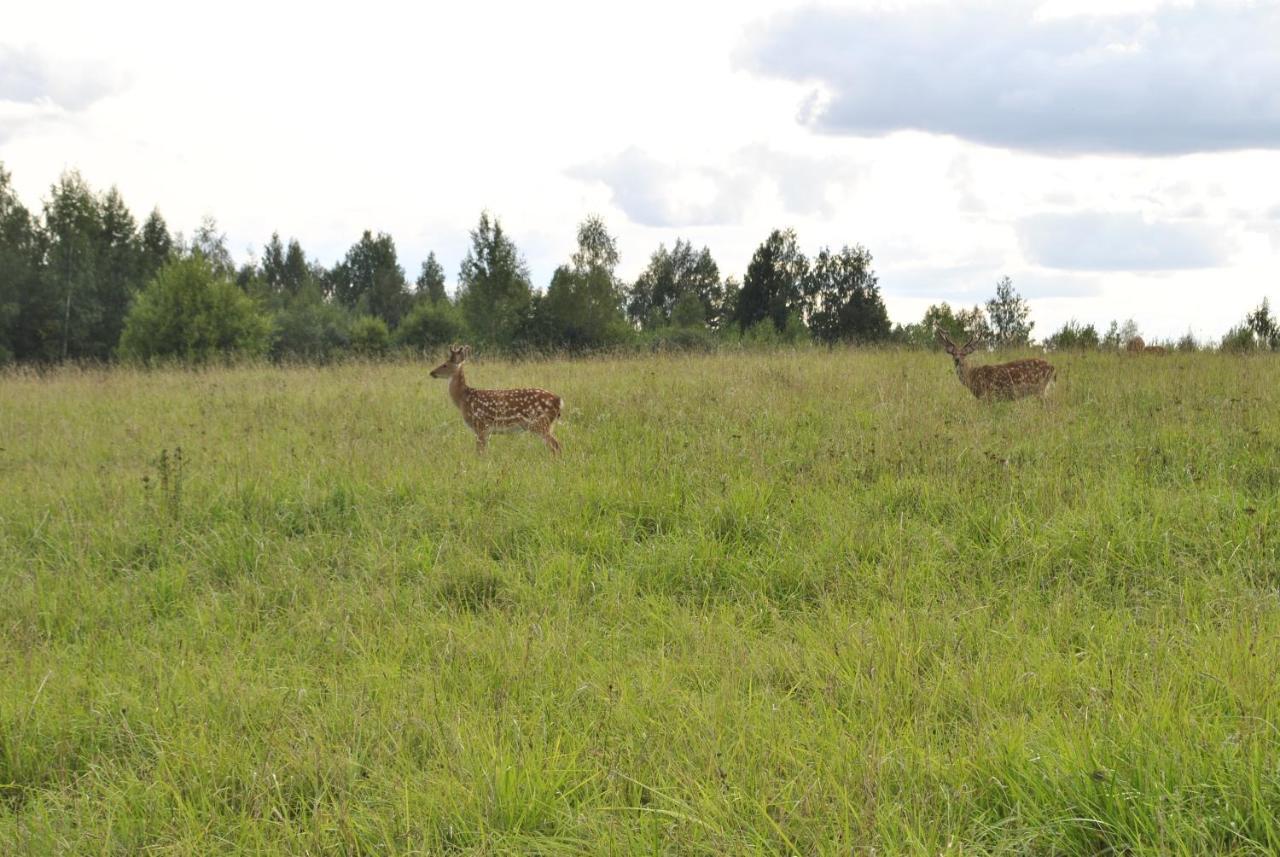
[936, 329, 1056, 402]
[429, 345, 563, 455]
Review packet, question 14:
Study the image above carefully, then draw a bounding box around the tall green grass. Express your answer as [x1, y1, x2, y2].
[2, 349, 1278, 854]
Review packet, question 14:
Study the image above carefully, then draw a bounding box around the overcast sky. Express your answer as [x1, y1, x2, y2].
[3, 0, 1278, 340]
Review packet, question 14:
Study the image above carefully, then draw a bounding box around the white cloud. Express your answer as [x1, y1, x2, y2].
[0, 45, 126, 141]
[571, 145, 864, 227]
[570, 148, 757, 228]
[0, 44, 123, 110]
[741, 2, 1280, 156]
[1017, 212, 1228, 271]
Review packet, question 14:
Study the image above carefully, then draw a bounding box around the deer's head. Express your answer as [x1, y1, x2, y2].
[935, 328, 980, 366]
[430, 344, 470, 379]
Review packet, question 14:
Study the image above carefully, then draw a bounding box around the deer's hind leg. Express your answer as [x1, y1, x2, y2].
[542, 431, 561, 456]
[1038, 375, 1056, 407]
[530, 415, 561, 456]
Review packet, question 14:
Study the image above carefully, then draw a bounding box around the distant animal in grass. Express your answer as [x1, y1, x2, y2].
[936, 328, 1056, 402]
[429, 345, 563, 455]
[1127, 336, 1168, 354]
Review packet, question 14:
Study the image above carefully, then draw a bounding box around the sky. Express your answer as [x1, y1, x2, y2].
[2, 0, 1279, 341]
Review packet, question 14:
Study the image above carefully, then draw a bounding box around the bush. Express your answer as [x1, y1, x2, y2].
[669, 292, 709, 329]
[349, 315, 390, 357]
[119, 255, 273, 363]
[1044, 320, 1100, 351]
[1102, 319, 1141, 351]
[644, 325, 717, 353]
[272, 287, 352, 362]
[394, 299, 467, 352]
[1245, 298, 1279, 350]
[1220, 325, 1258, 353]
[740, 313, 810, 347]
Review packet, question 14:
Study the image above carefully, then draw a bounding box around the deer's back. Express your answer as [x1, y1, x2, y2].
[464, 387, 561, 430]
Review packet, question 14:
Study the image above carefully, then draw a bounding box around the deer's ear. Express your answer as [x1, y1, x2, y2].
[460, 345, 472, 361]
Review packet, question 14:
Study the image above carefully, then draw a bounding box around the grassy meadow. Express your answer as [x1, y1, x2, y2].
[2, 347, 1279, 854]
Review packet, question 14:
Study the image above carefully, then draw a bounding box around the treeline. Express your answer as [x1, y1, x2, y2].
[0, 165, 900, 364]
[1, 163, 1276, 365]
[1037, 301, 1280, 353]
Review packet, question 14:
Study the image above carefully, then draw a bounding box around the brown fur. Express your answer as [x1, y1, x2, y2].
[1127, 336, 1168, 354]
[936, 329, 1056, 401]
[430, 345, 562, 455]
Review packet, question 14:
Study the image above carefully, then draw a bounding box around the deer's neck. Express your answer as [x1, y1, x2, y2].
[449, 369, 469, 410]
[955, 359, 976, 392]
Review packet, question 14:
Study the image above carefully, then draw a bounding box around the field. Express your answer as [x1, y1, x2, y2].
[2, 348, 1279, 854]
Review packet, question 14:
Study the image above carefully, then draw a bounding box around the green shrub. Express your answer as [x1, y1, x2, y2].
[349, 315, 390, 357]
[1044, 320, 1100, 351]
[272, 286, 352, 362]
[644, 325, 716, 353]
[740, 312, 810, 347]
[394, 299, 467, 352]
[1220, 325, 1258, 352]
[119, 255, 272, 363]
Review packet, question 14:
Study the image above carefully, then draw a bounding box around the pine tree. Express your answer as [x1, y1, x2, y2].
[330, 231, 409, 328]
[262, 232, 287, 293]
[140, 209, 174, 284]
[282, 240, 310, 296]
[93, 187, 142, 358]
[0, 165, 41, 362]
[733, 228, 808, 333]
[416, 252, 447, 303]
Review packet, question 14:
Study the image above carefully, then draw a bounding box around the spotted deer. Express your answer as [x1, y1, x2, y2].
[429, 345, 563, 455]
[936, 329, 1056, 401]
